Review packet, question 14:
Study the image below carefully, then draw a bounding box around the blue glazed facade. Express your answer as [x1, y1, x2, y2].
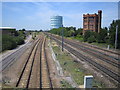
[51, 16, 63, 29]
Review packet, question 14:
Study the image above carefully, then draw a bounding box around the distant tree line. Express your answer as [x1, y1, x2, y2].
[83, 27, 108, 43]
[49, 27, 83, 37]
[49, 19, 120, 49]
[1, 29, 26, 52]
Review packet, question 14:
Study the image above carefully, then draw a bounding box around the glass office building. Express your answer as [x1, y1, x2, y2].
[50, 15, 63, 29]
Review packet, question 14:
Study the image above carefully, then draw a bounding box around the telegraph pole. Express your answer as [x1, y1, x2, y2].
[62, 25, 64, 51]
[115, 25, 118, 50]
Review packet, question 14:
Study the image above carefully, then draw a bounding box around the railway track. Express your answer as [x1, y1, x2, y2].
[46, 33, 120, 86]
[83, 42, 120, 56]
[16, 36, 52, 88]
[64, 38, 119, 68]
[16, 38, 41, 88]
[49, 34, 119, 69]
[52, 34, 119, 60]
[40, 37, 53, 88]
[1, 41, 32, 72]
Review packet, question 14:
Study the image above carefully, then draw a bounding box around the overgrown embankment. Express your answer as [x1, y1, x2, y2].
[1, 29, 27, 52]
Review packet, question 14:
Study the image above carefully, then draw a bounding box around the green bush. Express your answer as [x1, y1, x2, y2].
[88, 36, 96, 43]
[2, 35, 25, 52]
[2, 35, 17, 51]
[109, 20, 120, 49]
[83, 31, 92, 42]
[14, 37, 25, 45]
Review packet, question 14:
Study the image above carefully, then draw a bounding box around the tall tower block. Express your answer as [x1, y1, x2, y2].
[83, 10, 102, 35]
[50, 15, 63, 29]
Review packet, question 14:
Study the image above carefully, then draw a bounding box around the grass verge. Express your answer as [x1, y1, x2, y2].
[51, 40, 106, 88]
[60, 80, 73, 88]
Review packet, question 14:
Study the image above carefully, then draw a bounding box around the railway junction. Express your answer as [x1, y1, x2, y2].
[1, 32, 120, 89]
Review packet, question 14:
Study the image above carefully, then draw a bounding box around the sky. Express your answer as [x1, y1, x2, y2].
[2, 2, 118, 30]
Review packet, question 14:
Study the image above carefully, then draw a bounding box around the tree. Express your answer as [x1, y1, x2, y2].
[40, 30, 43, 32]
[22, 28, 26, 31]
[75, 28, 83, 36]
[96, 27, 108, 43]
[2, 35, 17, 51]
[88, 36, 96, 43]
[35, 30, 38, 32]
[83, 31, 92, 42]
[109, 19, 120, 49]
[14, 31, 19, 36]
[105, 35, 110, 44]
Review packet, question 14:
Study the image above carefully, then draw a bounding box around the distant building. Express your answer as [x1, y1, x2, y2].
[50, 15, 63, 29]
[83, 10, 102, 34]
[0, 27, 16, 35]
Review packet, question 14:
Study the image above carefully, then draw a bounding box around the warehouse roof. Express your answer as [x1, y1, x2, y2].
[0, 27, 16, 29]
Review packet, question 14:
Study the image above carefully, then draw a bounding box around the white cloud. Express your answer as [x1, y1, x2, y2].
[24, 2, 60, 29]
[2, 2, 118, 30]
[24, 2, 84, 29]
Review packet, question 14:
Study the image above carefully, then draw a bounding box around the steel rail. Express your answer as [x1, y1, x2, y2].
[47, 34, 120, 84]
[16, 38, 41, 87]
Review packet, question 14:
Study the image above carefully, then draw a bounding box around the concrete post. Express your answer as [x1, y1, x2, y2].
[84, 75, 93, 88]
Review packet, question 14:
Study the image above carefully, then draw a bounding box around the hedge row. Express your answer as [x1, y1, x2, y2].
[2, 35, 25, 52]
